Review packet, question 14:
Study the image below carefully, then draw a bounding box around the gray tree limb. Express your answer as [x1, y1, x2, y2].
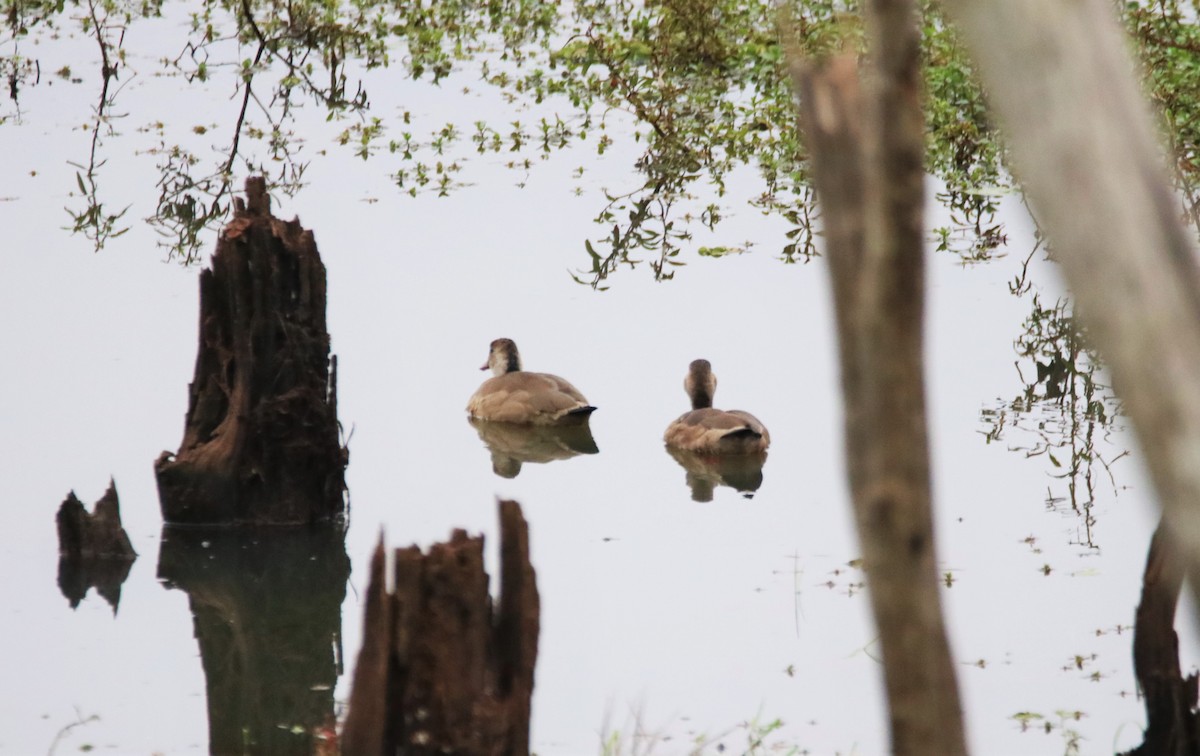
[789, 0, 968, 749]
[936, 0, 1200, 590]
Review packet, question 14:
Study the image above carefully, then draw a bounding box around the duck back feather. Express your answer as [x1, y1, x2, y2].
[664, 360, 770, 454]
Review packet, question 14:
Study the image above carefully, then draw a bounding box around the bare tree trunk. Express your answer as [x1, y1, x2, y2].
[936, 0, 1200, 600]
[788, 0, 967, 751]
[341, 500, 539, 756]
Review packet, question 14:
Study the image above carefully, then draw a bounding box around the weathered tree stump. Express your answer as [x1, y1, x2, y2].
[56, 479, 137, 611]
[155, 176, 347, 525]
[1122, 521, 1200, 755]
[157, 524, 351, 755]
[341, 500, 540, 756]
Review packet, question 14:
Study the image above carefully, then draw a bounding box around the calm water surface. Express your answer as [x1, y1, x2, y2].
[0, 15, 1188, 755]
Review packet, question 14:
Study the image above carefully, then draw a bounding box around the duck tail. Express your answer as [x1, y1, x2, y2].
[722, 426, 762, 440]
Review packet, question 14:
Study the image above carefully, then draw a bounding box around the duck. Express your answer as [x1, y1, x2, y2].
[467, 338, 597, 425]
[664, 359, 770, 454]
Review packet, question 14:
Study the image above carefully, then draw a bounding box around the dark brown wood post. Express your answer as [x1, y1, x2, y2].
[1122, 522, 1200, 755]
[341, 500, 540, 755]
[155, 177, 346, 525]
[56, 479, 137, 611]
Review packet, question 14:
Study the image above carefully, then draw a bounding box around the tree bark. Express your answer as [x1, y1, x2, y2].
[341, 500, 539, 756]
[788, 1, 967, 751]
[155, 176, 347, 525]
[56, 479, 137, 612]
[936, 0, 1200, 604]
[1123, 522, 1200, 756]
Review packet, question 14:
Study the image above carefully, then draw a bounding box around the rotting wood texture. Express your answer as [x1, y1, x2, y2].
[56, 479, 136, 611]
[155, 176, 347, 525]
[1122, 522, 1200, 756]
[341, 500, 539, 756]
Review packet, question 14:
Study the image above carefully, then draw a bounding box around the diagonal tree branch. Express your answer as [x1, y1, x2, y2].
[937, 0, 1200, 603]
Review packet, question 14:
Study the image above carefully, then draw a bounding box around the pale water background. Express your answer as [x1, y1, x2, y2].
[0, 10, 1191, 754]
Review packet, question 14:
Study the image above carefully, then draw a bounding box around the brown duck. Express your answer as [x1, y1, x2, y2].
[467, 338, 597, 425]
[664, 359, 770, 454]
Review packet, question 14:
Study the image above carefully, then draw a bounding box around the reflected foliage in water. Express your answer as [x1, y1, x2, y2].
[7, 0, 1200, 281]
[157, 525, 349, 754]
[0, 0, 1020, 277]
[60, 0, 130, 253]
[1123, 2, 1200, 248]
[980, 294, 1128, 549]
[931, 187, 1007, 265]
[468, 418, 599, 478]
[664, 446, 766, 502]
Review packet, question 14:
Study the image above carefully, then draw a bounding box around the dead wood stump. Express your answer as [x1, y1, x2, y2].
[341, 500, 539, 756]
[1122, 521, 1200, 755]
[158, 524, 351, 755]
[155, 176, 347, 525]
[56, 479, 137, 611]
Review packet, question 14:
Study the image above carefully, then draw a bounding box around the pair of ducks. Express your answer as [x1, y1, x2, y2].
[466, 338, 770, 455]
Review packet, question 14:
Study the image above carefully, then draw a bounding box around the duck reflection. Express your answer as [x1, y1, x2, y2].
[469, 417, 599, 478]
[665, 447, 767, 502]
[157, 525, 349, 755]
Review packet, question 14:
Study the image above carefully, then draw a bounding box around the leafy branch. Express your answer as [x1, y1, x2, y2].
[64, 0, 130, 251]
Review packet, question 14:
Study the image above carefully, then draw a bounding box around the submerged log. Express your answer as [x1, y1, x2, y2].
[56, 480, 137, 611]
[158, 524, 351, 755]
[341, 500, 539, 756]
[155, 176, 347, 525]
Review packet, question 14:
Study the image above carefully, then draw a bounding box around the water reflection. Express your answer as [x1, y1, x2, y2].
[981, 293, 1127, 549]
[664, 447, 767, 502]
[468, 418, 599, 478]
[932, 188, 1008, 265]
[157, 525, 350, 755]
[58, 556, 134, 613]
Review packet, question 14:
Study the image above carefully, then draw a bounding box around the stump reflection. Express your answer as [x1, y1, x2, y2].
[158, 524, 350, 755]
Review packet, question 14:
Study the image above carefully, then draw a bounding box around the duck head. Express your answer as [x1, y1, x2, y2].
[482, 338, 523, 376]
[685, 358, 717, 410]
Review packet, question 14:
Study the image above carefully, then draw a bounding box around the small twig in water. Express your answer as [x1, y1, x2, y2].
[46, 708, 100, 755]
